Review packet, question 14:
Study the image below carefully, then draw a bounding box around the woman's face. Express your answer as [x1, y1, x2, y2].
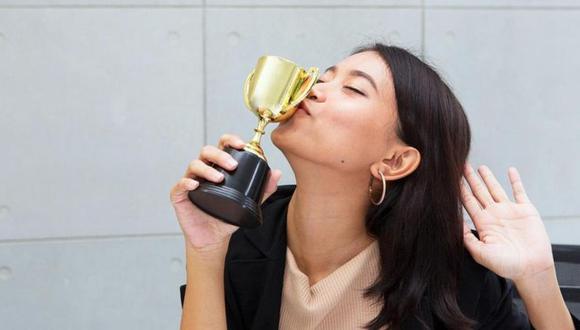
[272, 50, 402, 174]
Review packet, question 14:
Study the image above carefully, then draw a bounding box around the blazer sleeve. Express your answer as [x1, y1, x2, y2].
[476, 272, 580, 329]
[474, 271, 530, 329]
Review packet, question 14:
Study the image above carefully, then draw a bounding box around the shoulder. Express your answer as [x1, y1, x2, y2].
[261, 184, 296, 208]
[457, 243, 531, 329]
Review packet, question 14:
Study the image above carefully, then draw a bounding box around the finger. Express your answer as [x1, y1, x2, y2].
[508, 167, 531, 204]
[477, 165, 510, 203]
[464, 163, 495, 208]
[260, 169, 282, 204]
[217, 134, 246, 150]
[184, 159, 224, 183]
[462, 220, 473, 235]
[463, 221, 485, 265]
[170, 177, 199, 204]
[460, 178, 485, 229]
[199, 145, 238, 171]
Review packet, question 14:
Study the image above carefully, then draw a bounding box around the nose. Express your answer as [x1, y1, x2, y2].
[306, 83, 325, 102]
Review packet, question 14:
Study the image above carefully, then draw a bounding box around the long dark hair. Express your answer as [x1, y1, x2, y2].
[353, 43, 474, 329]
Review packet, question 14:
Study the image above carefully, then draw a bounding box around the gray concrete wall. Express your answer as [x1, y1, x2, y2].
[1, 1, 578, 329]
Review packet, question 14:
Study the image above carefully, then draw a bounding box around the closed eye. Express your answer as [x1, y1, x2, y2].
[316, 79, 366, 96]
[345, 86, 365, 96]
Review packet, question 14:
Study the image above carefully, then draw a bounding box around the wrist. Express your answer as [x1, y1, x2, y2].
[513, 265, 573, 330]
[513, 264, 557, 290]
[185, 236, 231, 272]
[184, 234, 231, 254]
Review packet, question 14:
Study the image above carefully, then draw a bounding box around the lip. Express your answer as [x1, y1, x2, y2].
[296, 107, 309, 116]
[296, 102, 311, 115]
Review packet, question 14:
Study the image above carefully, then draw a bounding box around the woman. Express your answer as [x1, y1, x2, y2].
[170, 43, 579, 329]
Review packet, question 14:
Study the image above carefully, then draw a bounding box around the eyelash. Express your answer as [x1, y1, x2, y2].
[315, 79, 365, 96]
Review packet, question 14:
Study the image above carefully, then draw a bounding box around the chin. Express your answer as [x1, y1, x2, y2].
[271, 126, 286, 151]
[271, 126, 297, 153]
[272, 128, 316, 165]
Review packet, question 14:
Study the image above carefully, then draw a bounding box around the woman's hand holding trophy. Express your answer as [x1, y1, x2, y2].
[169, 133, 283, 252]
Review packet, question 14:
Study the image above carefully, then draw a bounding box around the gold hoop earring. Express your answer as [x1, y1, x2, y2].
[369, 170, 386, 205]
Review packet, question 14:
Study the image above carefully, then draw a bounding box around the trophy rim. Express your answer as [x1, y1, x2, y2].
[258, 54, 295, 66]
[245, 56, 319, 122]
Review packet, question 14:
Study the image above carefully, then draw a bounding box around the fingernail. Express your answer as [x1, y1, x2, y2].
[214, 172, 224, 180]
[228, 159, 238, 167]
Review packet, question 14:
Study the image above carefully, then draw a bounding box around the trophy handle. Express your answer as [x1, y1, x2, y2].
[287, 67, 319, 109]
[243, 69, 255, 112]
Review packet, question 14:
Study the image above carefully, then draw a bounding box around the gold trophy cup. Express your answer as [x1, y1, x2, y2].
[188, 56, 319, 228]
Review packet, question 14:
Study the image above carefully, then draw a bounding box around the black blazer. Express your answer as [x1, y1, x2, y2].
[180, 185, 579, 329]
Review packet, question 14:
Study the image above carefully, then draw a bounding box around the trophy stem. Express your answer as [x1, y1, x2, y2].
[244, 116, 271, 161]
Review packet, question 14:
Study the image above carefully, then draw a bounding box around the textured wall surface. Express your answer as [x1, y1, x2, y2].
[0, 1, 578, 329]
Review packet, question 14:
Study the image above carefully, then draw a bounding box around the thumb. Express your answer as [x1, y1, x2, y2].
[260, 169, 282, 204]
[463, 221, 485, 265]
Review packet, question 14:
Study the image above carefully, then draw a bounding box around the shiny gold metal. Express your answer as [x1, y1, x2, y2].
[242, 55, 319, 160]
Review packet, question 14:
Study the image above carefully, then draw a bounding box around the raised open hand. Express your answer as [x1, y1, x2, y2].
[461, 164, 554, 281]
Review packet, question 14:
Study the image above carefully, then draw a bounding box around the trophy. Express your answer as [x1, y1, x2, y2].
[188, 55, 319, 228]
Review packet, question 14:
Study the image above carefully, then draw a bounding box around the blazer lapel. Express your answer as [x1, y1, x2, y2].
[225, 185, 294, 330]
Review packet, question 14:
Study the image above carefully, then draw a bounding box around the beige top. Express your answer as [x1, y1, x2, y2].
[279, 240, 383, 330]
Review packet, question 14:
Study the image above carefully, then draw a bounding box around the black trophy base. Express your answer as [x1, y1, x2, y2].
[188, 147, 270, 229]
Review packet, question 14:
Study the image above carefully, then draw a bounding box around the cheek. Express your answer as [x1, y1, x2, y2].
[324, 100, 386, 141]
[316, 108, 388, 167]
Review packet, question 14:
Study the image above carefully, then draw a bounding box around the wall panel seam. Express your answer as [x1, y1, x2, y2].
[202, 0, 207, 145]
[204, 5, 421, 9]
[420, 0, 425, 59]
[0, 4, 578, 10]
[0, 232, 183, 245]
[0, 5, 204, 9]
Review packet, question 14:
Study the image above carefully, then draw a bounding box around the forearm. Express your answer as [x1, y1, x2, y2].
[180, 238, 230, 330]
[513, 265, 573, 330]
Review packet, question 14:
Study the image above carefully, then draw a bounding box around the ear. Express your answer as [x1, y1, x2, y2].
[370, 146, 421, 181]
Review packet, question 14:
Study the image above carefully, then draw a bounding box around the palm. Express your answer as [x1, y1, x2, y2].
[170, 168, 282, 251]
[461, 165, 554, 280]
[172, 193, 239, 249]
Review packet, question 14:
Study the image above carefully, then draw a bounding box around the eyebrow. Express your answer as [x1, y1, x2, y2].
[324, 65, 378, 92]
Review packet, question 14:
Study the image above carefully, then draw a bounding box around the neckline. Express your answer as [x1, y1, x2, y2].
[285, 239, 379, 292]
